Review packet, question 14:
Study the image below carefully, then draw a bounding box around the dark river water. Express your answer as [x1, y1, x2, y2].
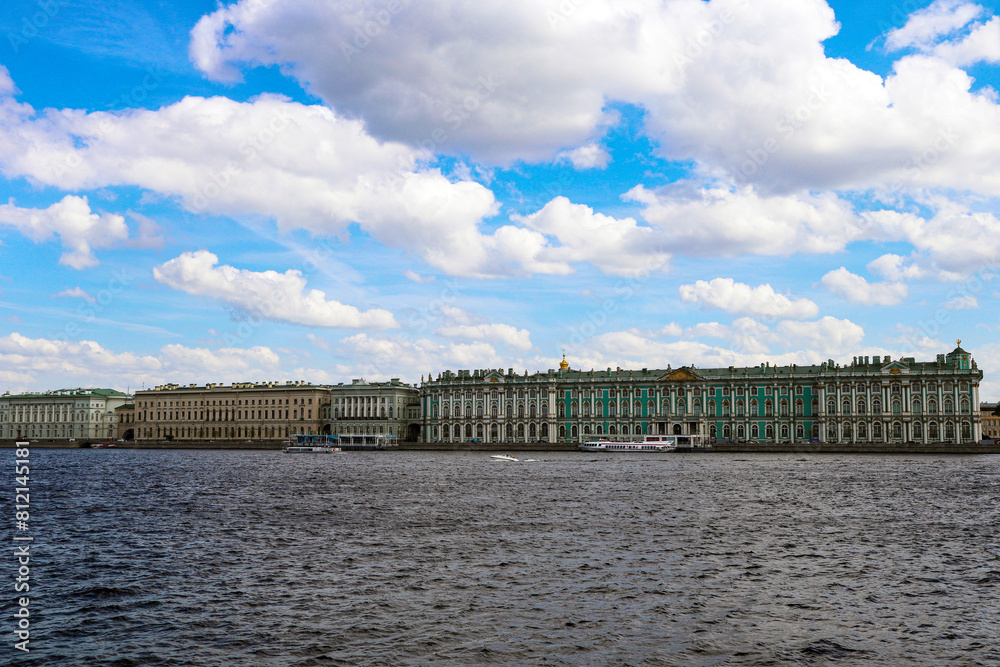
[3, 449, 999, 666]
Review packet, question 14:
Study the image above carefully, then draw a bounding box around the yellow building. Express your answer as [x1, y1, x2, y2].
[981, 402, 999, 440]
[133, 381, 329, 442]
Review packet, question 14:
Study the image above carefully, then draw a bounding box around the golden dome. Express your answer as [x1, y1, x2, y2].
[559, 352, 569, 370]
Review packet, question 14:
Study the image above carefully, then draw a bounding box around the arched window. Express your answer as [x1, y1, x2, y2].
[945, 422, 955, 440]
[465, 424, 473, 439]
[505, 423, 513, 439]
[751, 423, 759, 438]
[491, 402, 498, 418]
[765, 400, 773, 417]
[780, 423, 789, 439]
[662, 400, 671, 414]
[750, 399, 759, 415]
[541, 423, 549, 439]
[912, 399, 922, 414]
[518, 402, 525, 418]
[857, 400, 866, 414]
[960, 398, 970, 413]
[621, 402, 629, 417]
[892, 399, 901, 415]
[737, 424, 745, 439]
[796, 423, 804, 438]
[780, 399, 789, 416]
[570, 424, 578, 439]
[609, 424, 617, 435]
[858, 422, 867, 439]
[929, 422, 939, 440]
[827, 400, 836, 414]
[517, 423, 525, 439]
[912, 421, 922, 438]
[634, 400, 642, 416]
[736, 399, 745, 416]
[559, 424, 566, 440]
[872, 398, 882, 414]
[442, 424, 450, 440]
[842, 399, 851, 415]
[944, 399, 954, 413]
[961, 421, 971, 441]
[647, 400, 655, 416]
[530, 403, 537, 418]
[765, 423, 774, 440]
[722, 400, 731, 416]
[795, 399, 804, 416]
[928, 398, 938, 413]
[708, 399, 716, 415]
[609, 402, 617, 417]
[677, 400, 686, 414]
[596, 403, 604, 418]
[571, 402, 578, 417]
[873, 421, 883, 440]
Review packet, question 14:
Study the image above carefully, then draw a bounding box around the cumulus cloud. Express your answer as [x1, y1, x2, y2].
[436, 323, 533, 350]
[0, 332, 289, 389]
[0, 195, 128, 269]
[569, 314, 866, 371]
[153, 250, 398, 329]
[624, 183, 865, 256]
[558, 143, 611, 169]
[679, 277, 819, 320]
[185, 0, 1000, 195]
[510, 196, 670, 276]
[819, 267, 909, 306]
[885, 0, 984, 51]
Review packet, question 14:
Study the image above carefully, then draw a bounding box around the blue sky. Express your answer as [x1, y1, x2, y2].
[1, 0, 999, 398]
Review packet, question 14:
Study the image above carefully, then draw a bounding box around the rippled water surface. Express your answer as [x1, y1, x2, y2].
[3, 449, 1000, 665]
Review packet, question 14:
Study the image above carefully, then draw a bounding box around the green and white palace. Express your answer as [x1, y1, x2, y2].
[419, 342, 983, 445]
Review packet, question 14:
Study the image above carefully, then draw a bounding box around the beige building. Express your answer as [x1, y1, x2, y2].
[982, 402, 999, 440]
[0, 388, 132, 441]
[324, 378, 420, 441]
[116, 403, 136, 440]
[133, 381, 329, 442]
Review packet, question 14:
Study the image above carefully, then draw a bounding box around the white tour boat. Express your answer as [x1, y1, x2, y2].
[579, 434, 707, 452]
[490, 454, 519, 461]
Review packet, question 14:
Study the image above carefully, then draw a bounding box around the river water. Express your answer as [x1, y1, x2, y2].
[3, 449, 999, 666]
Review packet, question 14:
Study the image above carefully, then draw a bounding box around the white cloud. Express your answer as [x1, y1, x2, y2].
[944, 295, 978, 309]
[153, 250, 398, 329]
[510, 196, 670, 276]
[403, 270, 435, 283]
[436, 323, 533, 350]
[558, 143, 611, 169]
[819, 267, 908, 306]
[867, 253, 928, 281]
[931, 15, 1000, 65]
[0, 195, 128, 269]
[0, 332, 296, 391]
[52, 287, 96, 303]
[184, 0, 1000, 195]
[570, 315, 866, 370]
[679, 277, 819, 320]
[625, 184, 862, 256]
[885, 0, 984, 51]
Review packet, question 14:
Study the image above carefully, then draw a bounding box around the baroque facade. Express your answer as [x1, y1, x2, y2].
[133, 381, 329, 441]
[420, 344, 983, 445]
[0, 388, 132, 440]
[322, 378, 421, 441]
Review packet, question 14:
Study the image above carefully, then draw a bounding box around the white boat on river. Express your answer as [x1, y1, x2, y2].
[579, 434, 708, 452]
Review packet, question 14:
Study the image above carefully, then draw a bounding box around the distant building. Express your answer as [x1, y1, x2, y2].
[0, 388, 132, 441]
[981, 402, 999, 440]
[420, 343, 983, 445]
[133, 381, 329, 442]
[116, 403, 135, 440]
[323, 378, 421, 441]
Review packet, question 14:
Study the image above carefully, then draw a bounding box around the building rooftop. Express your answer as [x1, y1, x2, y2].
[1, 387, 131, 399]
